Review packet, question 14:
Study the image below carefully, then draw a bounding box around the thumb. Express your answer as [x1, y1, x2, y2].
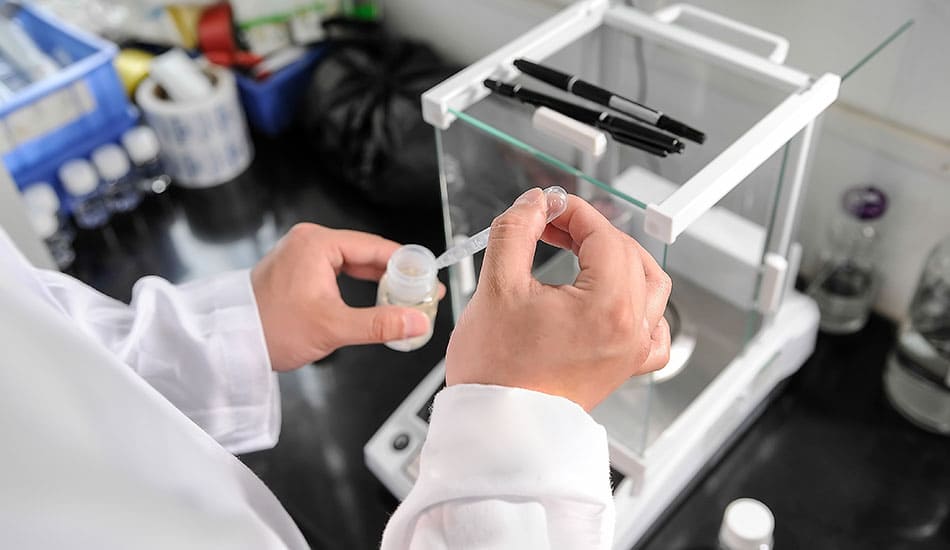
[481, 188, 548, 292]
[332, 305, 431, 346]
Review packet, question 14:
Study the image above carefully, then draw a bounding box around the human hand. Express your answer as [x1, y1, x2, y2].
[252, 223, 444, 371]
[445, 189, 672, 411]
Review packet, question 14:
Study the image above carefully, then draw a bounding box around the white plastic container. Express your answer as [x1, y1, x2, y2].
[121, 125, 171, 194]
[376, 245, 439, 352]
[91, 143, 142, 213]
[58, 158, 109, 229]
[21, 182, 60, 214]
[27, 207, 74, 269]
[719, 498, 775, 550]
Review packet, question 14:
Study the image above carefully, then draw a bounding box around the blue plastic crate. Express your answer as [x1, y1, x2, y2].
[235, 47, 324, 136]
[0, 3, 137, 189]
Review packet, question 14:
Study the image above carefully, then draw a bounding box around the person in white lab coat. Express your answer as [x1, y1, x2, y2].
[0, 188, 670, 549]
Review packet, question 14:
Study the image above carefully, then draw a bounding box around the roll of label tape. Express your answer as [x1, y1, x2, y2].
[135, 65, 253, 188]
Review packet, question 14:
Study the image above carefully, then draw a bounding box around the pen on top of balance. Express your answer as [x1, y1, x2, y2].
[513, 58, 707, 145]
[483, 79, 681, 157]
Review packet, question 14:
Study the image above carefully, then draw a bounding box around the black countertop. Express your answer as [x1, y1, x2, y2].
[70, 132, 950, 549]
[638, 315, 950, 550]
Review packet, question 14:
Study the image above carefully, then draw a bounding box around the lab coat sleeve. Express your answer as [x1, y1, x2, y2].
[381, 384, 616, 549]
[34, 268, 280, 455]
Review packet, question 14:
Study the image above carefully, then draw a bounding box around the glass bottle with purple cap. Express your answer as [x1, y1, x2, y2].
[808, 185, 888, 334]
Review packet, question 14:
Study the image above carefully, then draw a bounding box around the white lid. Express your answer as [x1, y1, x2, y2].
[91, 144, 131, 181]
[719, 498, 775, 550]
[385, 245, 437, 303]
[121, 126, 161, 165]
[22, 182, 60, 213]
[28, 209, 58, 239]
[58, 159, 99, 196]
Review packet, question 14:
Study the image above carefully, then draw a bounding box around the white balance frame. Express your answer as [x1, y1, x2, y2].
[367, 2, 839, 547]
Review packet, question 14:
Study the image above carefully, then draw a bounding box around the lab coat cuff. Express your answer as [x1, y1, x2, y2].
[177, 269, 281, 454]
[419, 383, 614, 512]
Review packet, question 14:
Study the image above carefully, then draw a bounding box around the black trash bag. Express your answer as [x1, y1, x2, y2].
[303, 21, 459, 208]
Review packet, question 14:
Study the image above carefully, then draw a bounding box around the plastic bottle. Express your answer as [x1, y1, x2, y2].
[376, 244, 438, 352]
[718, 498, 774, 550]
[59, 159, 110, 230]
[92, 143, 143, 213]
[121, 126, 171, 195]
[808, 185, 887, 334]
[21, 182, 61, 214]
[21, 181, 75, 240]
[27, 208, 75, 270]
[885, 235, 950, 434]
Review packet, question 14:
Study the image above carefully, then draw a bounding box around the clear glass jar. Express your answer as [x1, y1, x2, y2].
[376, 244, 438, 352]
[885, 236, 950, 435]
[808, 185, 887, 334]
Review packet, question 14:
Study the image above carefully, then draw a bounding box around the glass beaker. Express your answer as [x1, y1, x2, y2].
[885, 236, 950, 435]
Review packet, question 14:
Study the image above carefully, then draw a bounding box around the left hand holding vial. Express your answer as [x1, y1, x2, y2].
[251, 223, 444, 371]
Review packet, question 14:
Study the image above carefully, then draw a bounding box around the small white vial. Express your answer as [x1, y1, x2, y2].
[719, 498, 775, 550]
[28, 209, 75, 270]
[92, 143, 143, 213]
[122, 125, 171, 194]
[376, 244, 438, 352]
[21, 182, 60, 214]
[59, 159, 110, 229]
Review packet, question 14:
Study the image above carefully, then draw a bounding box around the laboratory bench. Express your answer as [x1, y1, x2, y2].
[69, 131, 950, 550]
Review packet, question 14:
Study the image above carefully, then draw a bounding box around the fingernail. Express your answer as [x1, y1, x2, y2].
[514, 187, 543, 206]
[403, 311, 430, 338]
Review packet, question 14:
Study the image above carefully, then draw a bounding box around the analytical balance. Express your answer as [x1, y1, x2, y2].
[366, 1, 842, 546]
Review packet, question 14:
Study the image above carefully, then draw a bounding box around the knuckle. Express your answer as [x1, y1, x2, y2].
[605, 300, 634, 329]
[637, 338, 652, 364]
[489, 215, 526, 240]
[491, 202, 545, 233]
[371, 312, 403, 341]
[287, 222, 319, 244]
[657, 272, 673, 296]
[288, 222, 311, 237]
[479, 271, 508, 297]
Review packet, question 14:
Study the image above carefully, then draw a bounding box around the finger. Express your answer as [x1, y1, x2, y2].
[329, 229, 403, 281]
[344, 265, 387, 281]
[552, 196, 638, 295]
[480, 188, 549, 293]
[539, 224, 576, 253]
[330, 305, 430, 346]
[630, 239, 672, 329]
[639, 317, 671, 374]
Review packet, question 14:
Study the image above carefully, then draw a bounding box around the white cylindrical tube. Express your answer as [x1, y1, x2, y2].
[135, 64, 253, 189]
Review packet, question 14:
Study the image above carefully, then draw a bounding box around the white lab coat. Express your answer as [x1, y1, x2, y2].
[0, 228, 614, 549]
